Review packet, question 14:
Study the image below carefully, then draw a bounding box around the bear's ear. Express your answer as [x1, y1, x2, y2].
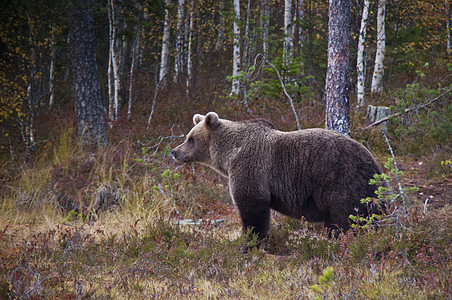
[193, 114, 205, 125]
[205, 112, 220, 129]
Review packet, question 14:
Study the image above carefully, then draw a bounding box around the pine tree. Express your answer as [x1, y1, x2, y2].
[68, 0, 107, 146]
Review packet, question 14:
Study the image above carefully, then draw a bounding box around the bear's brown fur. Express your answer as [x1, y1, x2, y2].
[172, 112, 384, 246]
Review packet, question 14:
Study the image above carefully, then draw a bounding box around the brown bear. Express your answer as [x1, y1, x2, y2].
[172, 112, 384, 248]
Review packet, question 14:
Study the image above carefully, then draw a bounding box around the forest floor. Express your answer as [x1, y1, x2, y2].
[0, 150, 451, 299]
[1, 82, 451, 298]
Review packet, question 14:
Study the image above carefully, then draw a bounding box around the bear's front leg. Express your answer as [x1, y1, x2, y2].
[231, 194, 271, 252]
[238, 205, 270, 252]
[229, 175, 271, 252]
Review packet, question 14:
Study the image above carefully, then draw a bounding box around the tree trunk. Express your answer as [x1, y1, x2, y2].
[108, 0, 121, 123]
[68, 0, 107, 146]
[49, 22, 56, 109]
[371, 0, 386, 95]
[186, 1, 194, 99]
[231, 0, 241, 95]
[356, 0, 370, 107]
[262, 0, 269, 60]
[386, 1, 400, 87]
[128, 27, 140, 120]
[159, 0, 171, 83]
[215, 0, 225, 51]
[108, 45, 113, 124]
[307, 0, 314, 78]
[284, 0, 293, 62]
[447, 0, 451, 56]
[324, 0, 351, 137]
[174, 0, 185, 82]
[296, 0, 305, 60]
[244, 0, 251, 69]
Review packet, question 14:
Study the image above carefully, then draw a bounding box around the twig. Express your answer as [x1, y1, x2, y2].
[364, 87, 452, 129]
[382, 130, 407, 218]
[254, 53, 302, 130]
[131, 126, 184, 169]
[148, 74, 168, 126]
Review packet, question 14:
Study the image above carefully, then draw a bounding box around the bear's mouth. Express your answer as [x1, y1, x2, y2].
[171, 149, 190, 162]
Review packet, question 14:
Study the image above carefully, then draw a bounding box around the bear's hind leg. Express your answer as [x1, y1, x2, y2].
[324, 212, 351, 238]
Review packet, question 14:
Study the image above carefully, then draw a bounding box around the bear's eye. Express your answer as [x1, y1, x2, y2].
[188, 137, 194, 143]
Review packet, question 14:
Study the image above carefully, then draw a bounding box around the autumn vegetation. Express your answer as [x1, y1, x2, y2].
[1, 0, 451, 299]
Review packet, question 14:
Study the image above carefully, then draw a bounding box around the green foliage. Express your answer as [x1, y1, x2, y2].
[350, 156, 420, 231]
[256, 52, 313, 102]
[311, 266, 334, 300]
[61, 210, 83, 224]
[386, 64, 452, 155]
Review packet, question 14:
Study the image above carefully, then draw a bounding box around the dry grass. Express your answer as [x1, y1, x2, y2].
[1, 95, 451, 299]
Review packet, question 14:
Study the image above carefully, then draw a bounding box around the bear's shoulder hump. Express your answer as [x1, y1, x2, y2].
[241, 119, 276, 129]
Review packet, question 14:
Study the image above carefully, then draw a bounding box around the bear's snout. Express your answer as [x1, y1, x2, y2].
[171, 147, 189, 162]
[171, 149, 180, 160]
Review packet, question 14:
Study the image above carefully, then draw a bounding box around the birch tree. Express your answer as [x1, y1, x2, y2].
[108, 0, 121, 122]
[243, 0, 252, 69]
[262, 0, 269, 60]
[447, 0, 451, 56]
[186, 1, 194, 98]
[48, 22, 56, 109]
[159, 0, 171, 83]
[174, 0, 185, 82]
[371, 0, 386, 95]
[325, 0, 351, 137]
[231, 0, 241, 96]
[128, 27, 140, 119]
[284, 0, 294, 62]
[356, 0, 370, 107]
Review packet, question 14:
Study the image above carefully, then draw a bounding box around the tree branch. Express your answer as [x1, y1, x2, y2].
[364, 87, 452, 130]
[256, 54, 302, 130]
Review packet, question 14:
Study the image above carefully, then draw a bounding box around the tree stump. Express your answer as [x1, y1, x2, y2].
[367, 105, 390, 130]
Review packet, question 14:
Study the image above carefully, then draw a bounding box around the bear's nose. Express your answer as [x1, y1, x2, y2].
[171, 149, 176, 158]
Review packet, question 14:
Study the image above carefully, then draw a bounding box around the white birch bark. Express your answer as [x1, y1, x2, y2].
[231, 0, 241, 96]
[284, 0, 293, 62]
[26, 82, 35, 150]
[262, 0, 269, 59]
[447, 0, 451, 56]
[159, 0, 171, 83]
[49, 23, 56, 109]
[108, 55, 113, 123]
[107, 6, 113, 123]
[112, 47, 120, 121]
[186, 2, 194, 98]
[174, 0, 185, 82]
[371, 0, 386, 95]
[128, 27, 140, 120]
[108, 0, 121, 122]
[356, 0, 370, 107]
[244, 0, 251, 67]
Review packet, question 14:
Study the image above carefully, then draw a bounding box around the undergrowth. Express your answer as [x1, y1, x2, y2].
[0, 64, 451, 299]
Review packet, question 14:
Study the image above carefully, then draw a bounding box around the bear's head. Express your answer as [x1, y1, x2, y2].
[171, 112, 220, 164]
